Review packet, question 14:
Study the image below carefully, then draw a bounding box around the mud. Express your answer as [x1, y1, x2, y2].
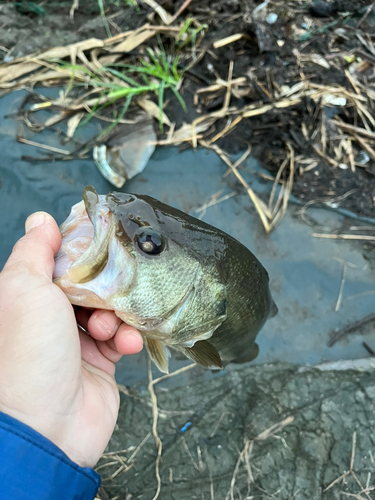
[99, 361, 375, 500]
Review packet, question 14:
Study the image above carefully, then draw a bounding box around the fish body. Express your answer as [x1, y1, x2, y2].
[54, 186, 277, 373]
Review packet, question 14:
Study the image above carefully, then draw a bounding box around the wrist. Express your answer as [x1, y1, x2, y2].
[0, 404, 90, 468]
[0, 411, 101, 498]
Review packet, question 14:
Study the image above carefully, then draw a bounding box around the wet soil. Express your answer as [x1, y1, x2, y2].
[98, 361, 375, 500]
[2, 4, 375, 498]
[1, 0, 375, 219]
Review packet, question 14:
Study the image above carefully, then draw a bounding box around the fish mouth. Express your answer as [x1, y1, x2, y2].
[53, 186, 135, 307]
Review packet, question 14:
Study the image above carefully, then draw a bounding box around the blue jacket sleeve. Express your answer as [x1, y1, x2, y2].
[0, 411, 101, 500]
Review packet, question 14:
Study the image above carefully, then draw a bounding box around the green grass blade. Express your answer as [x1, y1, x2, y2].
[97, 0, 112, 38]
[98, 94, 133, 139]
[158, 80, 165, 131]
[108, 83, 159, 99]
[103, 67, 141, 87]
[178, 18, 193, 40]
[147, 49, 164, 74]
[171, 86, 187, 112]
[172, 56, 181, 81]
[78, 93, 106, 129]
[141, 74, 151, 85]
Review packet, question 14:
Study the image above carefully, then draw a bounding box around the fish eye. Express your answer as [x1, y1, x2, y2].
[136, 230, 165, 255]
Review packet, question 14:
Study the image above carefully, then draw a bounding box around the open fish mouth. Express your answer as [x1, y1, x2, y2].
[53, 186, 135, 308]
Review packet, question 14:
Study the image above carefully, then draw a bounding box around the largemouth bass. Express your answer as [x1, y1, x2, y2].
[53, 186, 277, 373]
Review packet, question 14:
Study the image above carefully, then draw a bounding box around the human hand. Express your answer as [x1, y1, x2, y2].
[0, 212, 143, 468]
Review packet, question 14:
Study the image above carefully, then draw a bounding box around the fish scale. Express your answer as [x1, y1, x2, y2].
[54, 186, 277, 373]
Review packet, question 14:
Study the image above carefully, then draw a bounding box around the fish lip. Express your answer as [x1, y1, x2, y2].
[54, 189, 123, 283]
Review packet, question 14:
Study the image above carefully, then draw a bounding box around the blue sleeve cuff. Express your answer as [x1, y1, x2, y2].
[0, 411, 101, 500]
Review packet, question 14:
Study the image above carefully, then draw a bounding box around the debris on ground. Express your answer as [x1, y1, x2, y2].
[95, 360, 375, 500]
[1, 0, 375, 233]
[93, 116, 156, 187]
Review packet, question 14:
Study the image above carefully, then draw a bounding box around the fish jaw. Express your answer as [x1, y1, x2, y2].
[53, 194, 136, 309]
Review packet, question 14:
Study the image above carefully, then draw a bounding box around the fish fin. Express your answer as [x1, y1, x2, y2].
[145, 337, 170, 374]
[181, 341, 223, 370]
[231, 342, 259, 364]
[270, 299, 278, 318]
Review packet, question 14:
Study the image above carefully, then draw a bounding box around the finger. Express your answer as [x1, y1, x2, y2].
[87, 310, 122, 341]
[3, 212, 61, 279]
[79, 329, 116, 377]
[76, 308, 91, 331]
[112, 323, 144, 356]
[95, 340, 122, 365]
[92, 324, 143, 365]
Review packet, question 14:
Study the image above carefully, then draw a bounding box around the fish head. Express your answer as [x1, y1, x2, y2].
[54, 186, 228, 371]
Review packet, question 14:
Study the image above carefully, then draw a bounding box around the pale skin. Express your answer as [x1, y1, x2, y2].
[0, 212, 144, 468]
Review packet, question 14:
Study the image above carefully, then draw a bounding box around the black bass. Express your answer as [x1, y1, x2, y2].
[53, 186, 277, 373]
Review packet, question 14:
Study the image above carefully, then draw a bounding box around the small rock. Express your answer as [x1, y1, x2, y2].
[266, 13, 278, 24]
[356, 150, 370, 165]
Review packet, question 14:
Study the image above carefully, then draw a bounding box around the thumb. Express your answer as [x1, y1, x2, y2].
[4, 212, 61, 279]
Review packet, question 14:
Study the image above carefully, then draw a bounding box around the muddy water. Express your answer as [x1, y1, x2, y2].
[1, 90, 375, 389]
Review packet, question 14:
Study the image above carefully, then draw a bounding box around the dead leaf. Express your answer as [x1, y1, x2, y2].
[112, 28, 157, 53]
[0, 62, 40, 83]
[67, 112, 85, 138]
[137, 97, 171, 126]
[141, 0, 174, 25]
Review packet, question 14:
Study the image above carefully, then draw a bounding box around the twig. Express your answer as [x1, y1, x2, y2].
[142, 0, 173, 24]
[70, 0, 79, 20]
[148, 360, 163, 500]
[335, 263, 348, 312]
[313, 234, 375, 241]
[171, 0, 195, 23]
[210, 473, 215, 500]
[353, 134, 375, 162]
[146, 362, 196, 500]
[209, 115, 242, 144]
[200, 141, 272, 232]
[16, 137, 70, 155]
[150, 363, 196, 387]
[181, 437, 201, 471]
[324, 432, 357, 492]
[363, 342, 375, 356]
[213, 34, 250, 49]
[195, 191, 236, 219]
[328, 314, 375, 347]
[254, 416, 294, 441]
[354, 49, 375, 65]
[210, 412, 235, 438]
[127, 432, 152, 463]
[226, 416, 294, 500]
[224, 61, 234, 111]
[357, 1, 375, 28]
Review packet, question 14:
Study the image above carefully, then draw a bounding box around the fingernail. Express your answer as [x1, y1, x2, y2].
[98, 317, 113, 336]
[25, 212, 46, 233]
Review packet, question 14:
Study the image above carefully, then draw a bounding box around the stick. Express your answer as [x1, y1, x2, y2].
[16, 137, 70, 155]
[328, 313, 375, 347]
[148, 360, 162, 500]
[213, 34, 249, 49]
[332, 120, 375, 140]
[335, 264, 347, 312]
[353, 134, 375, 162]
[363, 342, 375, 356]
[147, 362, 196, 500]
[357, 1, 375, 28]
[70, 0, 79, 20]
[170, 0, 195, 23]
[313, 233, 375, 241]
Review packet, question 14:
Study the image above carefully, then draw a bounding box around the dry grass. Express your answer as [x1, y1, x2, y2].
[225, 416, 294, 500]
[2, 0, 375, 235]
[147, 362, 196, 500]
